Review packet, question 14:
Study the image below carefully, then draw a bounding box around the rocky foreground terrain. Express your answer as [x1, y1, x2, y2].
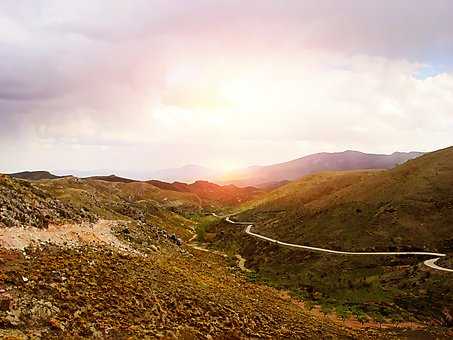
[0, 219, 360, 339]
[0, 175, 96, 229]
[0, 174, 451, 339]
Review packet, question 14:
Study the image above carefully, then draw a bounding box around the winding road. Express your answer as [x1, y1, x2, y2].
[216, 214, 453, 273]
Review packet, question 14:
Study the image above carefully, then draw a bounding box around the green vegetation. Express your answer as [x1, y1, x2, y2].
[228, 236, 452, 323]
[246, 270, 258, 283]
[238, 147, 453, 251]
[192, 214, 220, 242]
[2, 147, 453, 336]
[205, 148, 453, 325]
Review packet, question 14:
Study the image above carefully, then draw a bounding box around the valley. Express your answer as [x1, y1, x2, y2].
[3, 2, 452, 338]
[0, 147, 452, 338]
[0, 173, 372, 339]
[203, 147, 453, 334]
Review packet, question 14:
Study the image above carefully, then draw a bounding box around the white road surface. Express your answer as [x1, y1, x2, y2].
[222, 215, 452, 273]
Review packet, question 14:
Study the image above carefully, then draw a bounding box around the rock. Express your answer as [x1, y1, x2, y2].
[0, 295, 12, 311]
[150, 245, 158, 252]
[165, 330, 178, 339]
[204, 233, 217, 242]
[442, 307, 452, 326]
[49, 318, 64, 331]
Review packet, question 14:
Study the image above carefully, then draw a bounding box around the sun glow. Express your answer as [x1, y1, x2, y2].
[219, 75, 270, 112]
[210, 159, 242, 173]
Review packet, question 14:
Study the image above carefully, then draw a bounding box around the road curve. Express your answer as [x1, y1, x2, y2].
[222, 216, 452, 273]
[423, 258, 453, 272]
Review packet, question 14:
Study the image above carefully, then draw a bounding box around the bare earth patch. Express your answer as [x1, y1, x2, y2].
[0, 220, 137, 254]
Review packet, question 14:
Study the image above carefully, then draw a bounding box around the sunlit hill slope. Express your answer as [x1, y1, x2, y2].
[239, 146, 453, 251]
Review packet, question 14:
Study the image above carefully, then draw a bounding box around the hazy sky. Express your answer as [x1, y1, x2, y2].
[1, 0, 453, 174]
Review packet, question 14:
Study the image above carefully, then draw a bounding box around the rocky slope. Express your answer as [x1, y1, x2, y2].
[0, 174, 96, 229]
[1, 171, 449, 338]
[0, 203, 363, 338]
[0, 245, 354, 339]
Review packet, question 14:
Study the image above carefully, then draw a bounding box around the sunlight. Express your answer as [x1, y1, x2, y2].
[220, 76, 267, 111]
[210, 159, 241, 173]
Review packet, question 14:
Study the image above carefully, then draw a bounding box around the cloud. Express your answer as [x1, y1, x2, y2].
[0, 0, 452, 172]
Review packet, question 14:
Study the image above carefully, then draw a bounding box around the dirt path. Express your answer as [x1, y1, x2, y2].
[0, 219, 140, 255]
[186, 231, 251, 272]
[188, 241, 251, 273]
[235, 254, 251, 273]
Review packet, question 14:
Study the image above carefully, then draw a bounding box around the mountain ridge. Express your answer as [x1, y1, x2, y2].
[204, 146, 453, 325]
[220, 150, 424, 186]
[236, 147, 451, 251]
[8, 170, 63, 180]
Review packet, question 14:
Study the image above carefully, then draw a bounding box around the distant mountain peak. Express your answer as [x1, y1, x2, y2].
[220, 150, 424, 187]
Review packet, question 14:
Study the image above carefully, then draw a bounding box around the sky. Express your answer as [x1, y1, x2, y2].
[1, 0, 453, 176]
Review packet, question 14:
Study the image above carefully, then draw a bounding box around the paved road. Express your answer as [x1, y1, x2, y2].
[222, 215, 452, 273]
[423, 258, 453, 272]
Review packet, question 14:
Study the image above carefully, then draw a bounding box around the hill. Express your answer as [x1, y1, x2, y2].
[33, 177, 201, 238]
[0, 175, 367, 339]
[222, 150, 423, 187]
[9, 171, 261, 209]
[8, 171, 62, 180]
[148, 180, 263, 206]
[0, 174, 96, 228]
[84, 174, 137, 183]
[205, 147, 453, 325]
[1, 160, 450, 337]
[238, 147, 453, 251]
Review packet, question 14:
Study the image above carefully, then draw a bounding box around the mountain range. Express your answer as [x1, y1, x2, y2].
[220, 150, 423, 187]
[7, 150, 423, 189]
[1, 146, 452, 336]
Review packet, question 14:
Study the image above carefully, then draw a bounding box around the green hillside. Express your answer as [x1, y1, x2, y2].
[205, 147, 453, 325]
[238, 147, 453, 252]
